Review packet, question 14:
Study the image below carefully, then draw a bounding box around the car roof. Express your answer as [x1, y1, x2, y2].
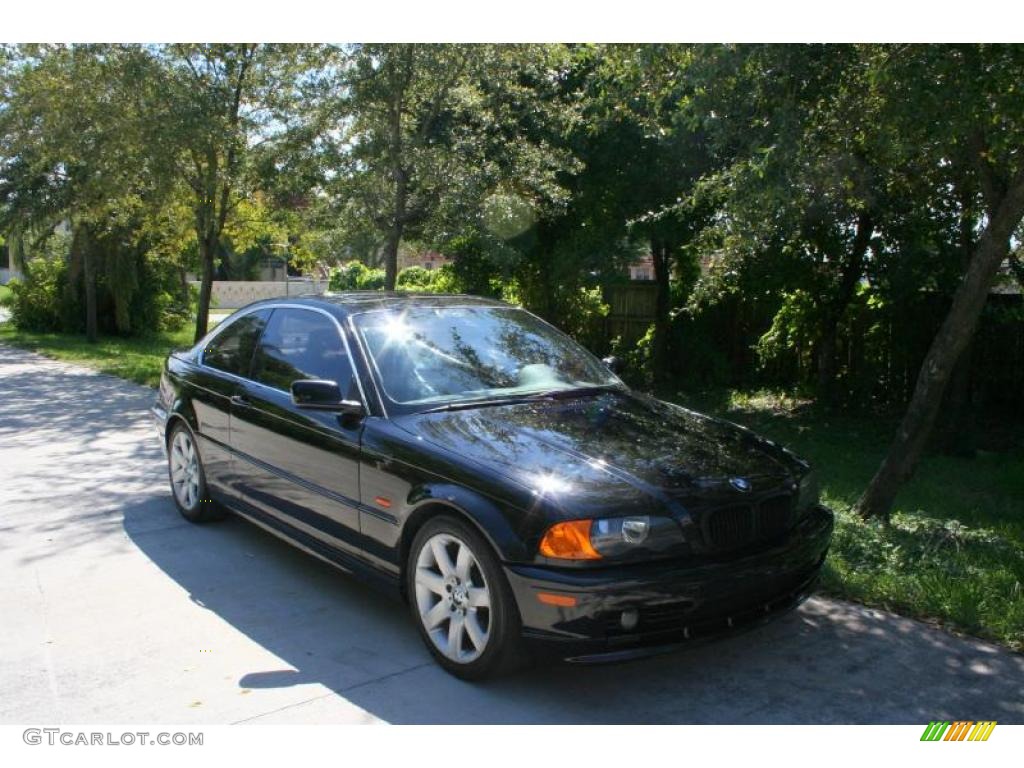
[238, 292, 511, 319]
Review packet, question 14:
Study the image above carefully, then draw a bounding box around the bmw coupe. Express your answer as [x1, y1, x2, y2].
[152, 293, 833, 679]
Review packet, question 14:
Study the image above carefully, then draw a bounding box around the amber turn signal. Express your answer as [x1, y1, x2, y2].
[538, 520, 602, 560]
[537, 592, 578, 607]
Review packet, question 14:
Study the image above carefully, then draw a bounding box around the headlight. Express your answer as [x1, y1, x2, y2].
[538, 516, 686, 560]
[797, 470, 820, 512]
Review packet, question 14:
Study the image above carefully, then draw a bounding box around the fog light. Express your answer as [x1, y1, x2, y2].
[620, 609, 639, 631]
[622, 517, 649, 544]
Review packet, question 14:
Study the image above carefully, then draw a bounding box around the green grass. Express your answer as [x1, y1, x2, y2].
[1, 320, 1021, 650]
[0, 323, 195, 387]
[672, 387, 1024, 652]
[0, 283, 12, 304]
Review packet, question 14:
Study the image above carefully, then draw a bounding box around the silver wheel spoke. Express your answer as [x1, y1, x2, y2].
[455, 544, 473, 581]
[424, 599, 449, 629]
[467, 587, 490, 609]
[447, 612, 465, 657]
[464, 610, 486, 650]
[416, 568, 447, 596]
[431, 538, 455, 577]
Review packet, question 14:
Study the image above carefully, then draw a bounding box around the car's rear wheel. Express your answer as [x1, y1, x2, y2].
[167, 422, 223, 523]
[408, 516, 525, 680]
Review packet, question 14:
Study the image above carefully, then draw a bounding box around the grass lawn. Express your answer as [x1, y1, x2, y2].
[674, 388, 1024, 652]
[0, 283, 12, 305]
[0, 323, 195, 387]
[1, 320, 1021, 650]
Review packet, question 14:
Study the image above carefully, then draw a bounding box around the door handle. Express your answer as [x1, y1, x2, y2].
[230, 394, 251, 407]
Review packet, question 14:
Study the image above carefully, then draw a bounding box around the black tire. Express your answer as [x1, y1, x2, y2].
[166, 422, 225, 523]
[406, 515, 527, 680]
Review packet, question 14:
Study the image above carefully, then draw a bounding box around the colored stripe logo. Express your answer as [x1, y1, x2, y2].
[920, 721, 997, 741]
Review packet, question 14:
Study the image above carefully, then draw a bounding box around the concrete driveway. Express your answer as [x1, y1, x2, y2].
[1, 343, 1022, 725]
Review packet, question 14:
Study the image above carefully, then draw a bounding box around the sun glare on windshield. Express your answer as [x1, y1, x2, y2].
[382, 313, 415, 346]
[354, 305, 619, 409]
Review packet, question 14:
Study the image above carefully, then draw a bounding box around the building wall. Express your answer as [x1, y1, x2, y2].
[628, 253, 655, 281]
[398, 250, 451, 272]
[188, 279, 327, 310]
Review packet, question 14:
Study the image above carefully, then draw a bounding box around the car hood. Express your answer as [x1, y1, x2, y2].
[392, 389, 799, 516]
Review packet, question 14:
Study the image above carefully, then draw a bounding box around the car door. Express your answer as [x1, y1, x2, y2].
[190, 309, 270, 496]
[229, 306, 366, 555]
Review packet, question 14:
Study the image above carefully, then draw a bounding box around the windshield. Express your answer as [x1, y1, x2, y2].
[353, 305, 621, 410]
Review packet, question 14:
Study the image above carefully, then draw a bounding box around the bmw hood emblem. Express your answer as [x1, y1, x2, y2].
[729, 477, 752, 492]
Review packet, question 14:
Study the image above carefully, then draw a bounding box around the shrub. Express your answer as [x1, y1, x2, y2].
[396, 264, 464, 294]
[329, 261, 386, 291]
[395, 265, 433, 290]
[6, 259, 68, 332]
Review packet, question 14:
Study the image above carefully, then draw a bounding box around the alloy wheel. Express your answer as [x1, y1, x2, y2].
[414, 532, 492, 663]
[170, 430, 200, 511]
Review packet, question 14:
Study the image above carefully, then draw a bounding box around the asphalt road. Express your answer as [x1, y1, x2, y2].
[1, 343, 1022, 724]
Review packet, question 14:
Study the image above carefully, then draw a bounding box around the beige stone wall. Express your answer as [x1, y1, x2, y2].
[188, 280, 327, 309]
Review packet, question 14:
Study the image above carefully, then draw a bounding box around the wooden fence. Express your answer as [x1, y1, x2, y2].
[603, 283, 658, 346]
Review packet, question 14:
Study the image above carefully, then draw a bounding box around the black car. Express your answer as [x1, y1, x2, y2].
[153, 293, 833, 679]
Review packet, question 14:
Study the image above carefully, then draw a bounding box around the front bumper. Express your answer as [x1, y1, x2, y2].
[504, 504, 833, 661]
[151, 404, 169, 451]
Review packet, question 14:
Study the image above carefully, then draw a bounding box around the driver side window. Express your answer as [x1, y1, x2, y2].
[251, 308, 355, 397]
[202, 311, 269, 377]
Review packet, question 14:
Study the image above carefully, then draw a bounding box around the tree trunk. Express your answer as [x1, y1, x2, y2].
[9, 231, 27, 279]
[383, 150, 408, 291]
[194, 235, 215, 343]
[815, 323, 839, 399]
[816, 211, 873, 405]
[75, 224, 98, 344]
[856, 177, 1024, 521]
[650, 238, 673, 384]
[383, 222, 402, 291]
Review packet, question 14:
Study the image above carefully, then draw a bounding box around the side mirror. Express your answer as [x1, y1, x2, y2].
[602, 355, 625, 375]
[291, 379, 365, 417]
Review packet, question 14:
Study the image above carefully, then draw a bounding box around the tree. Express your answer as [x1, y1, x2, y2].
[856, 45, 1024, 520]
[332, 44, 574, 290]
[144, 44, 327, 341]
[687, 45, 902, 402]
[527, 44, 714, 375]
[0, 44, 171, 341]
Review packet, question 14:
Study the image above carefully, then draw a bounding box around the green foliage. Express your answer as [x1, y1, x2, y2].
[328, 261, 386, 292]
[396, 264, 463, 294]
[6, 231, 190, 336]
[553, 284, 610, 351]
[394, 266, 433, 290]
[5, 261, 67, 331]
[328, 44, 578, 286]
[756, 289, 820, 372]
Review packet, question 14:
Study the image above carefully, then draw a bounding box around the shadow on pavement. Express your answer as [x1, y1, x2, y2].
[122, 494, 1024, 724]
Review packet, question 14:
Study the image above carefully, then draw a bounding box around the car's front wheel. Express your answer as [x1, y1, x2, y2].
[167, 422, 224, 523]
[407, 516, 524, 679]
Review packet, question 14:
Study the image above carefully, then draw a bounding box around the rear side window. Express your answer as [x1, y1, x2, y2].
[251, 309, 355, 395]
[202, 312, 269, 377]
